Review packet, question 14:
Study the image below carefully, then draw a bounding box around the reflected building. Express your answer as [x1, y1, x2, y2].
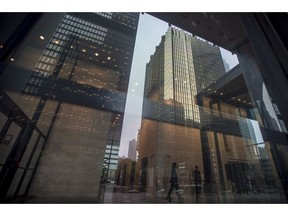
[128, 139, 137, 161]
[196, 65, 286, 198]
[2, 12, 288, 204]
[0, 13, 139, 202]
[138, 25, 287, 202]
[138, 27, 226, 196]
[149, 13, 288, 201]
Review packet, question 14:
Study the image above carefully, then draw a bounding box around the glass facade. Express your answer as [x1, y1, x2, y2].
[136, 27, 288, 203]
[0, 12, 139, 202]
[1, 12, 288, 204]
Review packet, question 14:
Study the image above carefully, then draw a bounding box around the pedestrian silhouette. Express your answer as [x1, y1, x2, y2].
[193, 166, 202, 193]
[166, 162, 181, 202]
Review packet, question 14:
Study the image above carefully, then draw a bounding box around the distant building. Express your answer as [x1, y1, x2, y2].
[128, 139, 137, 161]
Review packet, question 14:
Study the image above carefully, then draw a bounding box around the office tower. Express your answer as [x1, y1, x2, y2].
[128, 139, 137, 161]
[138, 27, 225, 195]
[149, 13, 288, 202]
[0, 12, 139, 202]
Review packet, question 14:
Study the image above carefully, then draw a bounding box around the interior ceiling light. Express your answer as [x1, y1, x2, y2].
[40, 35, 45, 40]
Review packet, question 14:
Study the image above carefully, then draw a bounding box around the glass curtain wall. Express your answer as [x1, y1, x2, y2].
[0, 12, 139, 203]
[1, 12, 287, 204]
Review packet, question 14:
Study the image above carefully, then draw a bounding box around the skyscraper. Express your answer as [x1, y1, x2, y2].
[0, 13, 139, 202]
[128, 139, 137, 161]
[138, 27, 226, 196]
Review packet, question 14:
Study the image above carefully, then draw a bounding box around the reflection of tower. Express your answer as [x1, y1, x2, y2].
[128, 139, 137, 161]
[258, 146, 277, 188]
[138, 27, 225, 196]
[0, 13, 139, 201]
[29, 13, 138, 200]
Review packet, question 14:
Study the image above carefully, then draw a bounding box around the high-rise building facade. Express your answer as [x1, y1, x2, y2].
[149, 13, 288, 202]
[128, 139, 137, 161]
[138, 28, 287, 201]
[0, 12, 139, 202]
[138, 27, 226, 196]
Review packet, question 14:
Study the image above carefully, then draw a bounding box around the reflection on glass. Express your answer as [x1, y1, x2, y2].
[262, 84, 282, 131]
[0, 12, 288, 204]
[0, 12, 139, 202]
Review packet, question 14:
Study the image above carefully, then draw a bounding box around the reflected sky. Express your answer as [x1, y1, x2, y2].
[248, 119, 264, 147]
[262, 83, 282, 131]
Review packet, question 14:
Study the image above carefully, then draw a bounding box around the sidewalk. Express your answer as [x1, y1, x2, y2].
[18, 184, 286, 204]
[102, 184, 286, 204]
[103, 184, 215, 204]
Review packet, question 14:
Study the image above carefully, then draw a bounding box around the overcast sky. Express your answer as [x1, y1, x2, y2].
[119, 13, 239, 157]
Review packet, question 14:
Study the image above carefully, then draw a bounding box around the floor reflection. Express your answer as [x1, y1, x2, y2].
[103, 183, 285, 204]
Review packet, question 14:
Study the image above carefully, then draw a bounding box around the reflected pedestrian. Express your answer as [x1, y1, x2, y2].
[166, 162, 181, 202]
[193, 165, 202, 195]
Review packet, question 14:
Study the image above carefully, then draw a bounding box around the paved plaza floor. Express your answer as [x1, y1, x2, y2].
[102, 184, 286, 204]
[16, 183, 286, 204]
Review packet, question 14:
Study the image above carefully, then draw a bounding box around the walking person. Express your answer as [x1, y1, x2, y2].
[166, 162, 181, 202]
[193, 165, 202, 203]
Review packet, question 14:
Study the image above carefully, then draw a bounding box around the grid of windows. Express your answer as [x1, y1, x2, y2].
[139, 27, 227, 197]
[143, 27, 224, 126]
[19, 12, 139, 197]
